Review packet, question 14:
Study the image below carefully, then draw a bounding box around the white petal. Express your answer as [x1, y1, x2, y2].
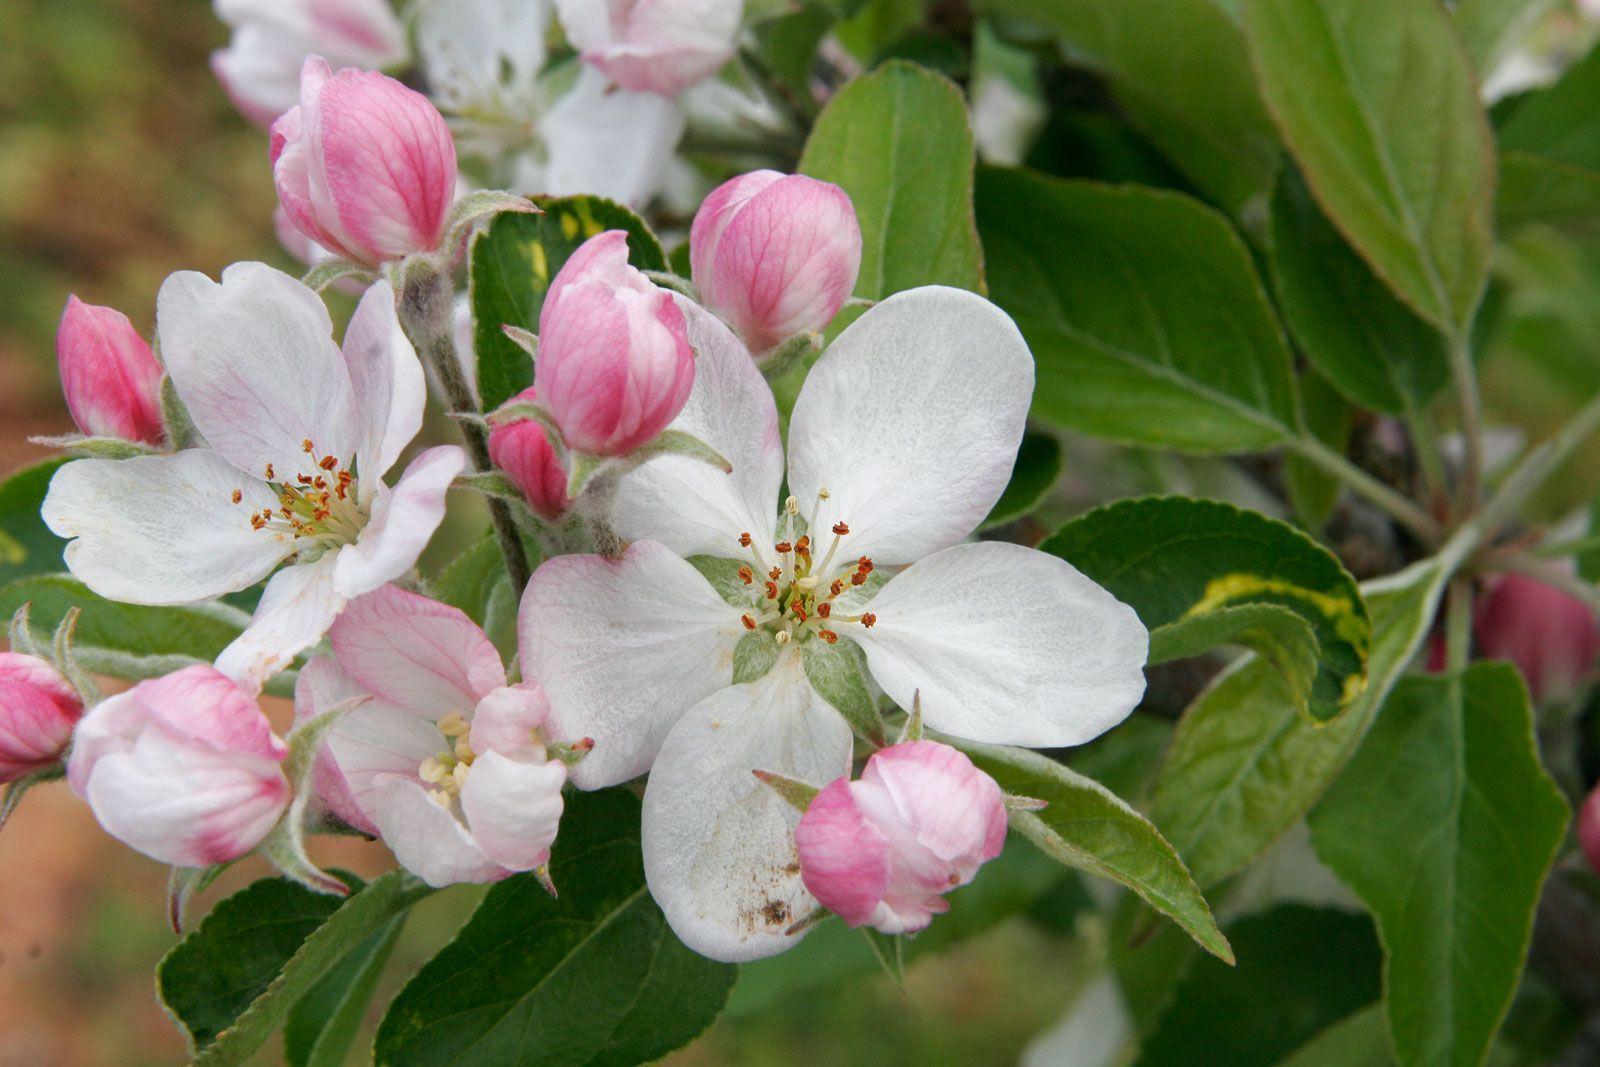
[342, 279, 426, 493]
[416, 0, 549, 114]
[332, 446, 466, 599]
[520, 540, 746, 789]
[215, 555, 345, 693]
[157, 262, 358, 481]
[330, 583, 504, 719]
[42, 451, 287, 604]
[852, 542, 1148, 747]
[612, 296, 783, 560]
[318, 682, 444, 826]
[786, 287, 1034, 565]
[369, 777, 508, 887]
[457, 751, 566, 871]
[642, 652, 852, 963]
[540, 66, 685, 208]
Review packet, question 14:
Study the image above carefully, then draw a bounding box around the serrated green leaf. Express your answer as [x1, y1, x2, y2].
[976, 167, 1300, 453]
[0, 458, 67, 584]
[948, 738, 1231, 963]
[801, 636, 886, 745]
[981, 431, 1062, 530]
[799, 60, 986, 300]
[1269, 166, 1449, 415]
[1043, 497, 1369, 720]
[283, 912, 406, 1067]
[373, 789, 735, 1067]
[1498, 41, 1600, 172]
[1283, 369, 1353, 532]
[1149, 556, 1449, 890]
[1148, 604, 1319, 709]
[471, 196, 666, 411]
[1278, 1005, 1395, 1067]
[1308, 663, 1569, 1067]
[1244, 0, 1495, 337]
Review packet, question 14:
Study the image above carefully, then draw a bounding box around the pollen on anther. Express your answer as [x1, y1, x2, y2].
[230, 489, 242, 504]
[850, 571, 868, 587]
[818, 630, 839, 644]
[264, 463, 276, 480]
[739, 532, 753, 547]
[832, 521, 850, 535]
[817, 603, 832, 618]
[768, 567, 781, 582]
[738, 566, 754, 585]
[861, 612, 877, 628]
[830, 579, 844, 597]
[302, 439, 315, 454]
[765, 581, 779, 600]
[775, 541, 793, 554]
[741, 614, 757, 630]
[319, 455, 338, 471]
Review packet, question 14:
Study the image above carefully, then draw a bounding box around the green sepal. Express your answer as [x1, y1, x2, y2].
[752, 768, 821, 812]
[300, 259, 375, 293]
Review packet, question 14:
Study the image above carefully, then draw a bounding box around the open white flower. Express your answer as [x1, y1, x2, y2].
[43, 264, 465, 691]
[521, 286, 1149, 962]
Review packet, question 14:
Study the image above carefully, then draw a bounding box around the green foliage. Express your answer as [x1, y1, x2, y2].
[430, 532, 525, 662]
[1310, 664, 1569, 1067]
[374, 790, 735, 1066]
[799, 60, 986, 299]
[1278, 1005, 1395, 1067]
[282, 913, 406, 1067]
[977, 167, 1300, 453]
[1498, 42, 1600, 172]
[1497, 151, 1600, 235]
[470, 196, 667, 411]
[1043, 496, 1370, 720]
[0, 458, 66, 584]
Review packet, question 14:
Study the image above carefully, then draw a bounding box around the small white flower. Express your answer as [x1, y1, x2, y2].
[43, 264, 465, 691]
[520, 287, 1150, 962]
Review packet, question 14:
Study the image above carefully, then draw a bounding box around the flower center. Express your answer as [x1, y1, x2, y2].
[418, 710, 476, 810]
[736, 490, 879, 645]
[233, 439, 366, 550]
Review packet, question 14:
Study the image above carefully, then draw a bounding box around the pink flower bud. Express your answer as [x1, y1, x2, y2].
[690, 171, 862, 355]
[1581, 782, 1600, 875]
[1474, 572, 1600, 705]
[56, 296, 165, 445]
[0, 653, 83, 783]
[534, 231, 696, 456]
[271, 57, 457, 267]
[67, 666, 290, 867]
[555, 0, 742, 97]
[488, 388, 571, 521]
[795, 740, 1007, 934]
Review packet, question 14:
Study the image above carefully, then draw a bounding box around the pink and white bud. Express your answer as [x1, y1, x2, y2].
[555, 0, 743, 97]
[1475, 572, 1600, 705]
[0, 654, 83, 783]
[534, 230, 695, 456]
[690, 171, 862, 355]
[488, 387, 570, 521]
[1581, 782, 1600, 875]
[211, 0, 408, 127]
[271, 57, 457, 267]
[795, 740, 1007, 935]
[67, 666, 290, 868]
[56, 296, 165, 446]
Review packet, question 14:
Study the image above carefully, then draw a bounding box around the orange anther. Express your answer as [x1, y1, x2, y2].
[319, 455, 338, 471]
[818, 630, 839, 644]
[861, 613, 877, 628]
[741, 614, 757, 630]
[230, 489, 242, 504]
[850, 571, 867, 587]
[739, 532, 753, 547]
[817, 603, 832, 618]
[775, 541, 792, 554]
[302, 439, 315, 453]
[832, 521, 850, 535]
[765, 581, 779, 600]
[738, 566, 754, 585]
[830, 579, 843, 597]
[264, 463, 276, 480]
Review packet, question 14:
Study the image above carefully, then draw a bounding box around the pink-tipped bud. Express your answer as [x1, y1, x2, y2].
[795, 740, 1006, 935]
[534, 231, 696, 456]
[1475, 572, 1600, 705]
[271, 57, 457, 267]
[690, 171, 862, 355]
[555, 0, 742, 97]
[0, 653, 83, 783]
[488, 387, 571, 521]
[1580, 782, 1600, 875]
[56, 296, 165, 445]
[67, 665, 290, 867]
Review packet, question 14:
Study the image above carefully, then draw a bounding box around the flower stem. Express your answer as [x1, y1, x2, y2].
[1447, 331, 1483, 514]
[395, 259, 532, 592]
[1288, 434, 1443, 543]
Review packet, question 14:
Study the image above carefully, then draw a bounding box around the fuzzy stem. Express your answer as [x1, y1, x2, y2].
[1288, 435, 1443, 543]
[1447, 332, 1484, 514]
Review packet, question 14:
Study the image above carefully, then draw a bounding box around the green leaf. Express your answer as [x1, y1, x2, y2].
[283, 913, 407, 1067]
[1149, 604, 1319, 707]
[1308, 663, 1569, 1067]
[1278, 1005, 1395, 1067]
[948, 737, 1232, 963]
[470, 196, 667, 411]
[1042, 497, 1369, 720]
[1244, 0, 1496, 337]
[0, 458, 67, 584]
[754, 2, 836, 100]
[1268, 166, 1449, 415]
[1283, 369, 1353, 531]
[1064, 711, 1173, 802]
[1453, 0, 1565, 81]
[799, 59, 986, 300]
[1498, 42, 1600, 172]
[976, 167, 1299, 453]
[430, 532, 528, 662]
[981, 431, 1062, 530]
[374, 789, 735, 1066]
[979, 0, 1281, 219]
[158, 872, 432, 1066]
[1149, 556, 1449, 889]
[1497, 151, 1600, 236]
[802, 636, 887, 745]
[1135, 906, 1381, 1067]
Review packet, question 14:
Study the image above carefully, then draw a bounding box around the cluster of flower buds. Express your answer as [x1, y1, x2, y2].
[1474, 572, 1600, 706]
[55, 296, 165, 447]
[0, 651, 83, 785]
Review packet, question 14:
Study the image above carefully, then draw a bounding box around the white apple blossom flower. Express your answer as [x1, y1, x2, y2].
[521, 286, 1149, 962]
[42, 264, 465, 691]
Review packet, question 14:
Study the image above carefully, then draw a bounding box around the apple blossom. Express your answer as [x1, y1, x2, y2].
[211, 0, 407, 127]
[795, 741, 1007, 934]
[1475, 572, 1600, 704]
[67, 665, 290, 867]
[43, 264, 465, 691]
[690, 171, 862, 356]
[56, 296, 166, 446]
[555, 0, 744, 98]
[488, 388, 570, 521]
[295, 585, 568, 887]
[522, 286, 1148, 960]
[0, 653, 83, 783]
[533, 230, 696, 457]
[272, 58, 458, 268]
